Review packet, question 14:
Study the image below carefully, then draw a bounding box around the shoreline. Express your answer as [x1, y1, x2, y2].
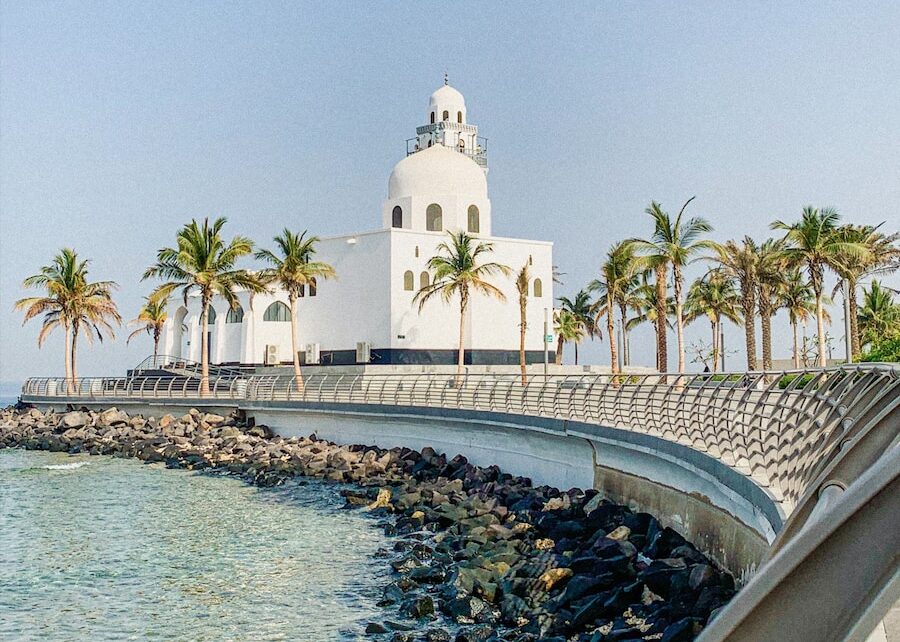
[0, 404, 735, 641]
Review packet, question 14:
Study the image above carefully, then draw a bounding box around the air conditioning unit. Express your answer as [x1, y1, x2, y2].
[264, 344, 278, 365]
[356, 341, 371, 364]
[304, 343, 320, 365]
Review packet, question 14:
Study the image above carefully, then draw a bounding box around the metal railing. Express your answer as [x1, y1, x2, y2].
[21, 364, 900, 518]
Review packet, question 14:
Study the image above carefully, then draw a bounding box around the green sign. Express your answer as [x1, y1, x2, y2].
[545, 334, 553, 343]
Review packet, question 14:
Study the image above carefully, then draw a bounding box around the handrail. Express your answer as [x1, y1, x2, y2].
[19, 364, 900, 519]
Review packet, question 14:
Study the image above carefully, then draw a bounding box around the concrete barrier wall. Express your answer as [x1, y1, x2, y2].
[26, 395, 780, 581]
[246, 401, 780, 581]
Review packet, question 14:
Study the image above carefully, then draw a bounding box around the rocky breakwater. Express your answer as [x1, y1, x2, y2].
[1, 405, 736, 641]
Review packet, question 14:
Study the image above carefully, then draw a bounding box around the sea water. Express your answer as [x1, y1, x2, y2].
[0, 449, 391, 641]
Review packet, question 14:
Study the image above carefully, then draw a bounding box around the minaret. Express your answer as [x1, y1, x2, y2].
[409, 79, 488, 172]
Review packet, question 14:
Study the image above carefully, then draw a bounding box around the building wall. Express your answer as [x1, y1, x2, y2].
[389, 229, 553, 353]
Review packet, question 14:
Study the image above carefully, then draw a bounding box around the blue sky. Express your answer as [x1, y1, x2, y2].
[2, 1, 899, 385]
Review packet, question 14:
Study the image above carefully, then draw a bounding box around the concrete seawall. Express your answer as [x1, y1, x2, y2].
[28, 396, 780, 582]
[248, 401, 780, 582]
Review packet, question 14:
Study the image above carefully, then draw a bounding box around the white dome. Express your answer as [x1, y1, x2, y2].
[389, 145, 486, 199]
[429, 84, 465, 108]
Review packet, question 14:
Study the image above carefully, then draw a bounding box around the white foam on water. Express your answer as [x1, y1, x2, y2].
[42, 462, 90, 470]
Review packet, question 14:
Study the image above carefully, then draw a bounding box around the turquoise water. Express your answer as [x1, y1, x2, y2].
[0, 449, 392, 641]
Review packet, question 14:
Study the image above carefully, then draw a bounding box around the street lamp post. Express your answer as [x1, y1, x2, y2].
[543, 308, 549, 376]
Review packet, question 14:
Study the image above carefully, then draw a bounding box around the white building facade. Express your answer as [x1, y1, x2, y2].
[161, 82, 553, 367]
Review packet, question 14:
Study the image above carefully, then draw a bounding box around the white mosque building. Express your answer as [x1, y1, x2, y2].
[161, 81, 554, 367]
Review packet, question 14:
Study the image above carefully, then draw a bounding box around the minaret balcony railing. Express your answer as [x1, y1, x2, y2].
[415, 122, 478, 135]
[406, 134, 489, 168]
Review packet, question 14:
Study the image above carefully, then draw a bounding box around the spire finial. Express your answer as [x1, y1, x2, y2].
[444, 71, 448, 86]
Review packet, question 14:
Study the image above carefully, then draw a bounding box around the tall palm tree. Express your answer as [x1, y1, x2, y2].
[831, 224, 899, 359]
[755, 238, 788, 370]
[858, 280, 899, 348]
[127, 296, 169, 361]
[684, 269, 741, 372]
[16, 249, 120, 392]
[256, 229, 336, 389]
[588, 242, 637, 374]
[713, 237, 760, 370]
[515, 262, 530, 385]
[773, 207, 869, 367]
[778, 269, 817, 368]
[557, 289, 596, 365]
[625, 273, 675, 337]
[144, 217, 266, 394]
[414, 231, 511, 382]
[630, 197, 714, 373]
[553, 309, 585, 365]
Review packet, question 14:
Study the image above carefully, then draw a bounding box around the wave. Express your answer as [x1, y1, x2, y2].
[42, 462, 90, 470]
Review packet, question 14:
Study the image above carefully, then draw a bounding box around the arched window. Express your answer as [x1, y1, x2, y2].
[457, 111, 462, 123]
[533, 278, 543, 298]
[467, 205, 480, 233]
[426, 203, 442, 231]
[428, 139, 433, 148]
[206, 306, 217, 324]
[263, 301, 291, 322]
[430, 111, 435, 124]
[298, 283, 305, 297]
[225, 306, 244, 323]
[403, 270, 414, 291]
[420, 271, 430, 290]
[392, 205, 402, 228]
[309, 278, 317, 297]
[442, 110, 449, 121]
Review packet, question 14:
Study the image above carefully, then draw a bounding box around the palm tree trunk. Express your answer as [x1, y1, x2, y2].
[153, 328, 160, 362]
[574, 341, 579, 365]
[200, 299, 210, 395]
[674, 266, 685, 373]
[654, 264, 668, 373]
[815, 291, 827, 368]
[742, 289, 758, 371]
[70, 324, 79, 392]
[761, 307, 772, 370]
[791, 318, 800, 369]
[848, 276, 861, 359]
[456, 292, 468, 386]
[519, 298, 527, 386]
[555, 336, 563, 365]
[289, 294, 303, 392]
[64, 324, 73, 393]
[607, 304, 619, 375]
[619, 303, 629, 367]
[711, 320, 718, 372]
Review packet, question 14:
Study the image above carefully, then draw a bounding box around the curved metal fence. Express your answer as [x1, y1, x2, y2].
[20, 364, 900, 517]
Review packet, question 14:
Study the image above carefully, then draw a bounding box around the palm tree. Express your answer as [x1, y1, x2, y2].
[684, 269, 741, 372]
[16, 249, 120, 391]
[144, 217, 266, 394]
[414, 231, 511, 382]
[755, 238, 788, 370]
[515, 262, 530, 385]
[625, 273, 675, 338]
[588, 242, 637, 374]
[773, 207, 869, 367]
[713, 237, 760, 370]
[778, 269, 817, 368]
[556, 290, 596, 365]
[256, 229, 336, 389]
[630, 197, 714, 373]
[832, 224, 899, 359]
[858, 280, 899, 348]
[127, 296, 169, 361]
[553, 309, 585, 365]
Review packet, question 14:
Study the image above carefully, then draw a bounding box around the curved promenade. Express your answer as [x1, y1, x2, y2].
[20, 364, 900, 641]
